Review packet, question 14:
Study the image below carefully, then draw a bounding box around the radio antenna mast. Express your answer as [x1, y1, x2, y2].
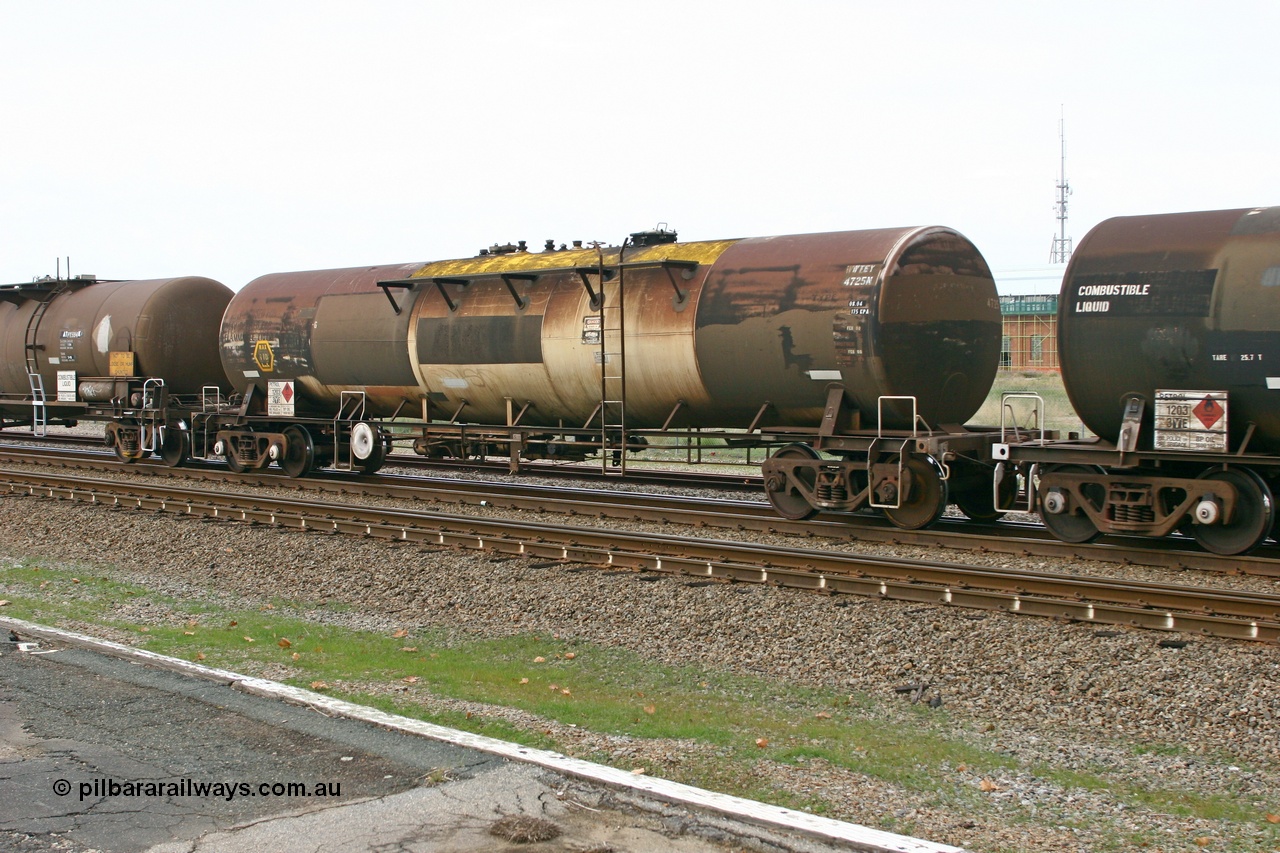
[1049, 108, 1073, 263]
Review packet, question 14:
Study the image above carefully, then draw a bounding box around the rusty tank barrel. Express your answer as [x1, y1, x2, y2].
[222, 227, 1001, 429]
[1059, 206, 1280, 450]
[0, 275, 232, 403]
[219, 263, 425, 417]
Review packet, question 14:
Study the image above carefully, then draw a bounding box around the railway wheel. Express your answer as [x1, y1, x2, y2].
[1191, 467, 1274, 555]
[357, 437, 387, 474]
[1038, 465, 1102, 544]
[159, 427, 190, 468]
[764, 443, 820, 520]
[350, 422, 387, 474]
[884, 457, 949, 530]
[280, 426, 315, 479]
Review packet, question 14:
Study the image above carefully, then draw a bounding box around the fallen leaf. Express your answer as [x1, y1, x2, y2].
[228, 620, 238, 627]
[392, 628, 409, 638]
[278, 638, 292, 648]
[243, 636, 255, 643]
[0, 600, 9, 607]
[519, 677, 529, 684]
[549, 684, 559, 692]
[195, 652, 206, 661]
[311, 681, 329, 690]
[564, 652, 576, 660]
[291, 652, 300, 661]
[1267, 813, 1280, 824]
[979, 779, 1000, 792]
[631, 767, 646, 775]
[402, 676, 419, 684]
[643, 705, 656, 715]
[560, 689, 572, 696]
[815, 711, 832, 719]
[399, 647, 418, 652]
[755, 738, 769, 748]
[139, 627, 150, 633]
[71, 578, 80, 584]
[183, 631, 195, 636]
[262, 603, 274, 610]
[534, 656, 546, 663]
[186, 620, 198, 628]
[1194, 838, 1212, 848]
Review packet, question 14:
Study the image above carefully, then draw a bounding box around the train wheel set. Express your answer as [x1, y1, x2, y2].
[4, 207, 1280, 555]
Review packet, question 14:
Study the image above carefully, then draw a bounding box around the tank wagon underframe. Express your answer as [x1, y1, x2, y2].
[997, 438, 1278, 556]
[993, 380, 1280, 555]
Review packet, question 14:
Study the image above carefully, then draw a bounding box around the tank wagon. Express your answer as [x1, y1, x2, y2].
[0, 274, 233, 462]
[996, 206, 1280, 554]
[210, 225, 1004, 527]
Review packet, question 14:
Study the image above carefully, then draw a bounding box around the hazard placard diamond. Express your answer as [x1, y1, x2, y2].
[1193, 395, 1223, 429]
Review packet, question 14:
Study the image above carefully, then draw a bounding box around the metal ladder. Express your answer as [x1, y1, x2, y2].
[332, 391, 368, 471]
[28, 373, 47, 437]
[23, 288, 58, 376]
[596, 264, 627, 475]
[139, 378, 167, 453]
[23, 285, 61, 437]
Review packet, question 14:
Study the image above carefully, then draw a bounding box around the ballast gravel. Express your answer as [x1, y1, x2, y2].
[0, 458, 1277, 852]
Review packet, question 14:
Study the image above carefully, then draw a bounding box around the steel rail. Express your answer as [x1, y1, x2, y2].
[0, 433, 764, 492]
[2, 467, 1277, 644]
[3, 443, 1279, 578]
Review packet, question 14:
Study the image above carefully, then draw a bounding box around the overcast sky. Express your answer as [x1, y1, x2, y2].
[2, 1, 1276, 295]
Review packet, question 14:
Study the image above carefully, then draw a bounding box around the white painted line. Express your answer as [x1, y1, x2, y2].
[1, 616, 967, 853]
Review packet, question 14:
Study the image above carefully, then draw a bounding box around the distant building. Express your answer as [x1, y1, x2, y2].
[999, 294, 1058, 370]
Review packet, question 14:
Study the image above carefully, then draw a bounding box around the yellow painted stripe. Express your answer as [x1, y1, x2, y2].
[408, 239, 739, 279]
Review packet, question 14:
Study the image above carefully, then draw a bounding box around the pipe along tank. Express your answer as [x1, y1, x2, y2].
[220, 226, 1001, 432]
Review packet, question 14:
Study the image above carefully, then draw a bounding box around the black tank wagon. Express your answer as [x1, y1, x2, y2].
[0, 274, 233, 463]
[997, 206, 1280, 554]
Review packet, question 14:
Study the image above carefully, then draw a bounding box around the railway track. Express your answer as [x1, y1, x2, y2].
[5, 441, 1279, 578]
[0, 431, 764, 492]
[2, 466, 1277, 644]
